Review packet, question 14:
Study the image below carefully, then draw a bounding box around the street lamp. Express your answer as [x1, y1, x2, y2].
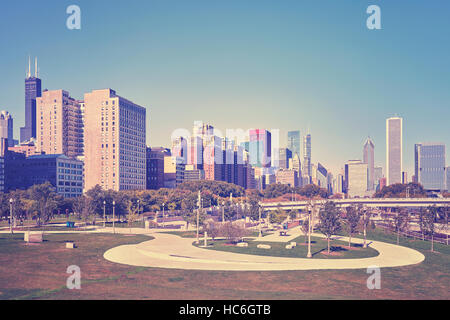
[103, 200, 106, 228]
[196, 191, 201, 244]
[162, 203, 165, 229]
[9, 198, 13, 234]
[258, 205, 262, 238]
[112, 200, 116, 234]
[307, 204, 312, 258]
[222, 201, 225, 223]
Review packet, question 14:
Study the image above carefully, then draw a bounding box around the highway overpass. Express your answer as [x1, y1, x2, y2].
[260, 198, 450, 211]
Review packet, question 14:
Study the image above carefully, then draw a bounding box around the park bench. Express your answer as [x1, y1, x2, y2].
[279, 231, 288, 236]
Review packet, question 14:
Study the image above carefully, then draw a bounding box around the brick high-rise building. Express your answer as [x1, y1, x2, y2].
[84, 89, 146, 191]
[36, 90, 84, 158]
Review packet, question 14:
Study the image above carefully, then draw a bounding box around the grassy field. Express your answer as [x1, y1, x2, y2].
[0, 228, 448, 300]
[194, 236, 379, 259]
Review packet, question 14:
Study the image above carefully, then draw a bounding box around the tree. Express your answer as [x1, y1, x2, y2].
[344, 205, 360, 248]
[28, 183, 61, 226]
[127, 201, 140, 233]
[73, 195, 96, 224]
[419, 206, 437, 252]
[391, 209, 409, 245]
[203, 221, 221, 241]
[317, 201, 341, 253]
[221, 222, 249, 243]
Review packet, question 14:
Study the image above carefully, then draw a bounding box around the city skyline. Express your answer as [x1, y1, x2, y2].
[0, 1, 449, 176]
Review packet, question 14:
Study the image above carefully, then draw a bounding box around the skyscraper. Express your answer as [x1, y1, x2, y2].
[21, 57, 42, 142]
[84, 89, 146, 191]
[287, 130, 301, 158]
[249, 129, 271, 168]
[316, 163, 328, 189]
[36, 90, 84, 158]
[0, 111, 14, 147]
[303, 133, 312, 181]
[363, 137, 375, 190]
[414, 142, 446, 191]
[279, 148, 292, 169]
[345, 160, 368, 198]
[386, 117, 403, 185]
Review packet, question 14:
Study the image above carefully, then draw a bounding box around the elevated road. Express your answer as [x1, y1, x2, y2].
[261, 198, 450, 211]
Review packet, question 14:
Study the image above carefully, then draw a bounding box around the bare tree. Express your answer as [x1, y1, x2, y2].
[301, 218, 309, 244]
[391, 209, 409, 245]
[344, 205, 360, 248]
[419, 206, 437, 252]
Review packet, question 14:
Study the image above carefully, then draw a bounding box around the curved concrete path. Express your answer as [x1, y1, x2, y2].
[103, 231, 425, 271]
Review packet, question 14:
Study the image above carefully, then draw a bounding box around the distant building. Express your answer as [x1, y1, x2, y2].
[8, 139, 40, 157]
[4, 153, 83, 198]
[146, 147, 169, 190]
[379, 177, 387, 190]
[402, 171, 408, 184]
[36, 90, 84, 158]
[279, 148, 292, 169]
[303, 133, 312, 180]
[316, 163, 328, 189]
[446, 167, 450, 192]
[249, 129, 271, 168]
[345, 160, 368, 198]
[84, 89, 146, 191]
[184, 164, 205, 182]
[415, 142, 446, 191]
[287, 131, 301, 158]
[363, 137, 375, 190]
[374, 166, 383, 191]
[21, 57, 42, 142]
[276, 169, 298, 187]
[386, 117, 403, 185]
[0, 111, 14, 147]
[164, 156, 185, 188]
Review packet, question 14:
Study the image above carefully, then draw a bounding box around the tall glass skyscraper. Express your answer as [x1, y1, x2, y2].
[414, 142, 446, 191]
[363, 137, 375, 191]
[287, 130, 301, 157]
[21, 57, 41, 142]
[386, 117, 403, 185]
[249, 129, 271, 168]
[303, 133, 312, 180]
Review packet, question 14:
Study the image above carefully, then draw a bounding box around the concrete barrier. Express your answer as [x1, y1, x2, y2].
[24, 231, 43, 243]
[290, 242, 297, 247]
[257, 244, 271, 250]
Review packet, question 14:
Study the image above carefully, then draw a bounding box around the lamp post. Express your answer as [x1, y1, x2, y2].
[162, 203, 165, 229]
[307, 204, 312, 258]
[112, 201, 116, 234]
[103, 200, 106, 228]
[222, 201, 225, 223]
[197, 191, 201, 244]
[9, 198, 13, 234]
[363, 207, 368, 248]
[258, 205, 262, 237]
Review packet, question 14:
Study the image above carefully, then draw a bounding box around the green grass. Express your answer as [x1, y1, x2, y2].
[194, 236, 379, 259]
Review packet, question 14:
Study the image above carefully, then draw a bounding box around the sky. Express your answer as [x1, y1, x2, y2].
[0, 0, 449, 176]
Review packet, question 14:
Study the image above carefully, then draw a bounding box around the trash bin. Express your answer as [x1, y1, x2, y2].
[66, 221, 75, 228]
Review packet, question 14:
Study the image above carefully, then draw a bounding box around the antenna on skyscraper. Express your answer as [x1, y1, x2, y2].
[35, 57, 38, 78]
[27, 55, 31, 78]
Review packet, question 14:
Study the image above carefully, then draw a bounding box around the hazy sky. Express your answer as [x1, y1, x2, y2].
[0, 0, 449, 176]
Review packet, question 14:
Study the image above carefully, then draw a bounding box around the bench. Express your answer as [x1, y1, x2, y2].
[279, 231, 288, 236]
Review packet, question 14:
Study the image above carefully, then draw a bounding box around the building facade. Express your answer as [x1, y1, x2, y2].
[303, 133, 312, 181]
[363, 137, 375, 190]
[287, 130, 301, 158]
[0, 111, 14, 147]
[36, 90, 84, 158]
[386, 117, 403, 185]
[84, 89, 146, 191]
[345, 160, 368, 198]
[414, 143, 446, 191]
[146, 147, 169, 190]
[21, 58, 42, 142]
[249, 129, 271, 168]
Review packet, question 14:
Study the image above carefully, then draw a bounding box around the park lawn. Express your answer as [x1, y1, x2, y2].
[194, 236, 379, 259]
[0, 228, 448, 300]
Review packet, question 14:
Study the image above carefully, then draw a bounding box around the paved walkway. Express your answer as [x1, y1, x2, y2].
[103, 229, 425, 271]
[1, 227, 425, 272]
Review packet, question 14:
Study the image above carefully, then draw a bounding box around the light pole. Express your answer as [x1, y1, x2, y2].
[103, 200, 106, 228]
[363, 207, 368, 248]
[112, 200, 116, 234]
[9, 198, 13, 234]
[258, 205, 262, 237]
[162, 203, 165, 228]
[307, 205, 312, 258]
[222, 201, 225, 223]
[197, 191, 201, 244]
